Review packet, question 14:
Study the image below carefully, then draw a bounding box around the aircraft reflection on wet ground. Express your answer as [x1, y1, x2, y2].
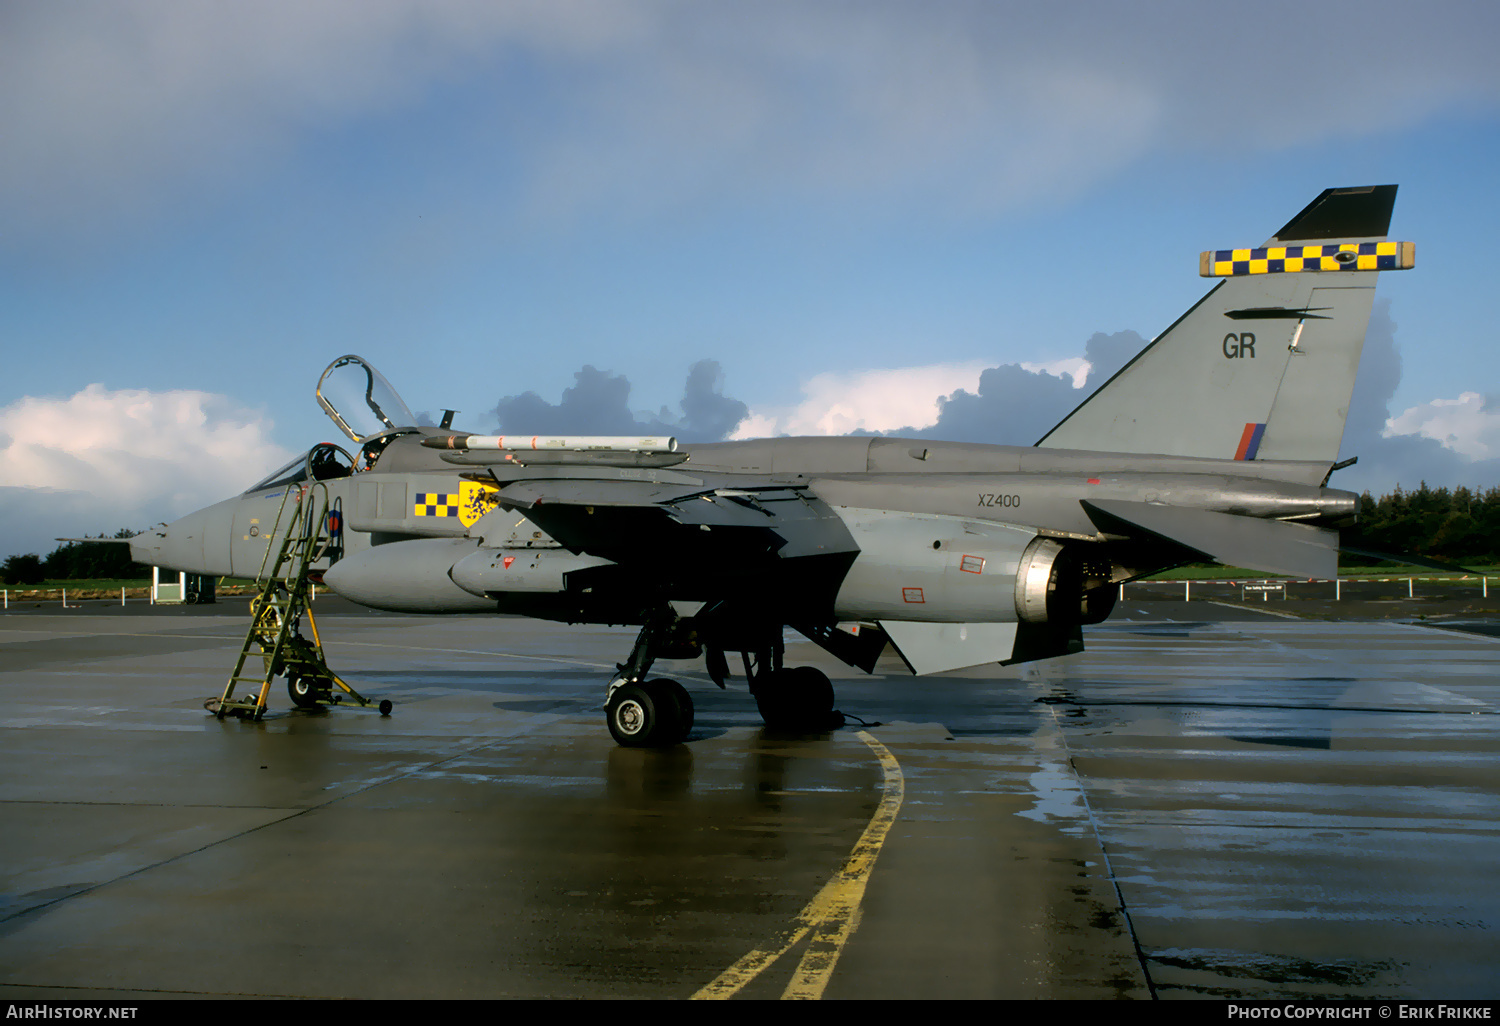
[0, 599, 1496, 1000]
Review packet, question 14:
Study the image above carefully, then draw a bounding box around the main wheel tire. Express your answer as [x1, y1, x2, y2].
[286, 674, 320, 709]
[607, 683, 682, 748]
[752, 668, 796, 728]
[644, 678, 694, 742]
[755, 666, 838, 730]
[787, 666, 835, 715]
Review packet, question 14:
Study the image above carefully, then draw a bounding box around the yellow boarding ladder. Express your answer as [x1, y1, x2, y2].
[212, 482, 391, 720]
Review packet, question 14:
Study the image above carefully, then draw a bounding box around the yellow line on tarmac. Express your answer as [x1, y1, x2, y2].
[692, 730, 905, 1001]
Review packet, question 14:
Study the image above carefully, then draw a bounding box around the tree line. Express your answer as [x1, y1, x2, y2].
[1342, 483, 1500, 566]
[1, 531, 147, 585]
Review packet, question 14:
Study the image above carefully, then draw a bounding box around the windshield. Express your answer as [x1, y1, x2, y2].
[245, 453, 309, 494]
[315, 355, 419, 442]
[243, 442, 356, 494]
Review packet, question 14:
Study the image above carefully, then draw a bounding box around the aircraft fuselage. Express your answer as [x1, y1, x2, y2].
[131, 432, 1355, 635]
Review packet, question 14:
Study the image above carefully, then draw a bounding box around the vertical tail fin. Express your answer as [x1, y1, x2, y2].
[1036, 186, 1407, 464]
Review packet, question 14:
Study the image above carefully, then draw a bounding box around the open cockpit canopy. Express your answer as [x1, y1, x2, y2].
[315, 355, 419, 443]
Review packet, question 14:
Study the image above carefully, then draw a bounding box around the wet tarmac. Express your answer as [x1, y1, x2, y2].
[0, 598, 1496, 999]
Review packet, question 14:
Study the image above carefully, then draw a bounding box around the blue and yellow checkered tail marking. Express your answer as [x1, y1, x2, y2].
[414, 493, 460, 518]
[1199, 241, 1414, 277]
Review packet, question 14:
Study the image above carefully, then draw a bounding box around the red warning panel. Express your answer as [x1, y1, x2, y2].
[902, 587, 925, 604]
[960, 554, 985, 574]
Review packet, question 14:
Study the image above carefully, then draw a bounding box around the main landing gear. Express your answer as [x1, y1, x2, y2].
[604, 612, 844, 748]
[750, 664, 840, 731]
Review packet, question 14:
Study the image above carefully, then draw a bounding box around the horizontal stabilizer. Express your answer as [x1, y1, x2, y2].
[878, 621, 1018, 676]
[1083, 499, 1338, 580]
[1339, 546, 1486, 576]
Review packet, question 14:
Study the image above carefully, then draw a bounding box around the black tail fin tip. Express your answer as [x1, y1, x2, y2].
[1271, 185, 1397, 243]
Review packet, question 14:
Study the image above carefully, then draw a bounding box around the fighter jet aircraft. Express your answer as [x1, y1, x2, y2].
[131, 185, 1412, 747]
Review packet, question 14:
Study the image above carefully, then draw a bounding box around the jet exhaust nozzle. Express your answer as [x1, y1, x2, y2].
[1014, 537, 1117, 626]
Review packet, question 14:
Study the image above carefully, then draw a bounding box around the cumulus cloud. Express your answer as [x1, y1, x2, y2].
[906, 331, 1143, 444]
[732, 342, 1123, 442]
[492, 359, 747, 442]
[0, 385, 292, 557]
[1328, 301, 1500, 495]
[4, 2, 1499, 235]
[1385, 393, 1500, 460]
[731, 362, 990, 438]
[1021, 358, 1090, 388]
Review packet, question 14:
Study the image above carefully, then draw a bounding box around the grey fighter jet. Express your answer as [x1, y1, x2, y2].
[131, 185, 1412, 747]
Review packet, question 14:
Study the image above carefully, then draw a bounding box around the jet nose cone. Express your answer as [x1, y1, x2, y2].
[130, 507, 210, 573]
[128, 527, 168, 567]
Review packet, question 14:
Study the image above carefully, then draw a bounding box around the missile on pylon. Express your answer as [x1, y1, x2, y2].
[422, 434, 678, 453]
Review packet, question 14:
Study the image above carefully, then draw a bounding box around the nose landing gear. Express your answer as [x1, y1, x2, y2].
[602, 611, 698, 748]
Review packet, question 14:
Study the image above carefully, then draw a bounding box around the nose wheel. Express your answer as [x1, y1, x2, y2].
[287, 673, 322, 709]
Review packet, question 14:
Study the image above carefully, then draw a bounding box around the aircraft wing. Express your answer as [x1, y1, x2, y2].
[490, 472, 860, 586]
[1082, 498, 1339, 579]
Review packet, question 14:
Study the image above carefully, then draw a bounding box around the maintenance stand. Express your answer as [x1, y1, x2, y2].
[211, 482, 392, 720]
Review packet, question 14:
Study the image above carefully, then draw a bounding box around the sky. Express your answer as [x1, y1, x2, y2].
[4, 0, 1500, 558]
